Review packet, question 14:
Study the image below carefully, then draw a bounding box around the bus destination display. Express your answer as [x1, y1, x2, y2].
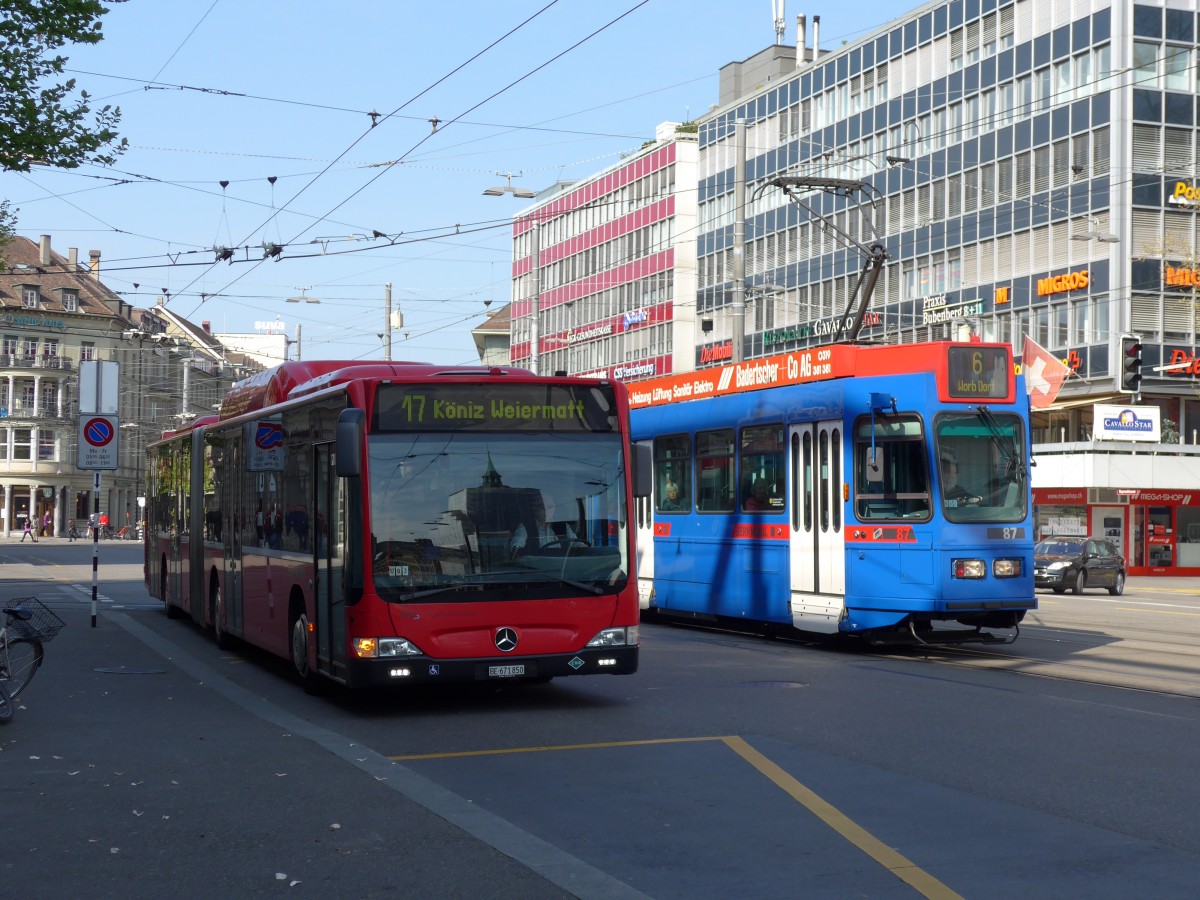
[946, 346, 1010, 399]
[375, 384, 617, 433]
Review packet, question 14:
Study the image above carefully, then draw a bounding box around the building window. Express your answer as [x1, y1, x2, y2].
[23, 289, 38, 309]
[1133, 42, 1159, 86]
[12, 428, 32, 461]
[62, 291, 78, 312]
[38, 431, 55, 461]
[1164, 45, 1191, 91]
[80, 342, 95, 361]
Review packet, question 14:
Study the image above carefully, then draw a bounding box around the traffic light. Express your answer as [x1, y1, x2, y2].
[1119, 335, 1143, 394]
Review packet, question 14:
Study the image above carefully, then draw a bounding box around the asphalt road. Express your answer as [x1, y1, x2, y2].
[2, 540, 1198, 899]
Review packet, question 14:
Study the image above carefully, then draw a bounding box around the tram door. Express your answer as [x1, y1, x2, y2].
[788, 421, 845, 633]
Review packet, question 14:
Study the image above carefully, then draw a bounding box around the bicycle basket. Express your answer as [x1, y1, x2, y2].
[4, 597, 65, 643]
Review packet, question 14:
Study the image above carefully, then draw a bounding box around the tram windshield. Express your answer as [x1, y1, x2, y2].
[366, 431, 629, 601]
[935, 411, 1027, 523]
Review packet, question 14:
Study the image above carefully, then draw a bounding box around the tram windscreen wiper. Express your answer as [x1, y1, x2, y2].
[976, 405, 1026, 481]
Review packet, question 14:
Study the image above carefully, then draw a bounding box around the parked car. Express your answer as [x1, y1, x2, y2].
[1034, 537, 1126, 595]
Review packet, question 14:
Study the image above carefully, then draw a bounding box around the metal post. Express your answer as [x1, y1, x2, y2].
[731, 118, 747, 363]
[384, 282, 393, 361]
[181, 355, 190, 418]
[91, 471, 100, 627]
[293, 324, 302, 361]
[530, 220, 541, 375]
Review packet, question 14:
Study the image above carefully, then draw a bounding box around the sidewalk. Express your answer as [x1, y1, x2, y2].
[0, 605, 570, 900]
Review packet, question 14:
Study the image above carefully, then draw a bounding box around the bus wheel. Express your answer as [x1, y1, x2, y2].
[291, 611, 321, 695]
[212, 583, 233, 651]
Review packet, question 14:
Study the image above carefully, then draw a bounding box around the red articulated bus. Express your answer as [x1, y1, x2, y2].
[145, 360, 647, 691]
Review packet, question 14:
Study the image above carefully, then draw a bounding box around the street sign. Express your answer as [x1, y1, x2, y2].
[78, 360, 120, 414]
[77, 414, 120, 469]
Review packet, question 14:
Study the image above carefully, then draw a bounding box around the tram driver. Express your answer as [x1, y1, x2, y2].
[940, 449, 981, 506]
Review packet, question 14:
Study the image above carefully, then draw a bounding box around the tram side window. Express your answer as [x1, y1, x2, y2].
[655, 434, 691, 513]
[695, 428, 735, 512]
[740, 424, 785, 512]
[853, 414, 932, 521]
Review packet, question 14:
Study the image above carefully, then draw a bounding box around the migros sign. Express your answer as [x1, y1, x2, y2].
[1164, 265, 1200, 288]
[1037, 269, 1089, 297]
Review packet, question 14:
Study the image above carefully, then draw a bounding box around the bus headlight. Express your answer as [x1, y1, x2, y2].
[953, 559, 986, 579]
[586, 626, 638, 648]
[993, 558, 1022, 578]
[353, 637, 425, 658]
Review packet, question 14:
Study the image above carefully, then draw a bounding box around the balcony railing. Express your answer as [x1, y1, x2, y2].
[0, 354, 74, 371]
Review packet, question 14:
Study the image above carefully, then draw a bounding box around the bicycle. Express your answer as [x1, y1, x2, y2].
[0, 598, 65, 724]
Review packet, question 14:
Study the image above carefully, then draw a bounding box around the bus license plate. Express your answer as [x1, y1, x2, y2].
[489, 664, 525, 678]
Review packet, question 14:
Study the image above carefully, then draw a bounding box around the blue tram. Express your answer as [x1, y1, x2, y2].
[628, 342, 1036, 644]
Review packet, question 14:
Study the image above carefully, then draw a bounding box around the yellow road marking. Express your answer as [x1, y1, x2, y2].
[1116, 608, 1200, 617]
[722, 736, 963, 900]
[392, 735, 717, 760]
[396, 735, 962, 898]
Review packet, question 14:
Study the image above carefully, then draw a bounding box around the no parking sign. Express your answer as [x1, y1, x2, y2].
[77, 413, 120, 470]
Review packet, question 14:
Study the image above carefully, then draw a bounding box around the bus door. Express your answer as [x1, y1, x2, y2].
[788, 421, 845, 633]
[167, 435, 192, 616]
[222, 434, 244, 634]
[314, 443, 347, 678]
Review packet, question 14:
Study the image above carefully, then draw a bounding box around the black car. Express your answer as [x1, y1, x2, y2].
[1034, 538, 1126, 595]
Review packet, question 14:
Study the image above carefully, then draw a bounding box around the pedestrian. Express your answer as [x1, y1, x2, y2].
[42, 509, 51, 538]
[21, 517, 37, 543]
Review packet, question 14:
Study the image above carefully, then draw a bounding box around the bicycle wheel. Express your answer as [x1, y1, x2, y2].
[1, 639, 43, 699]
[0, 680, 12, 724]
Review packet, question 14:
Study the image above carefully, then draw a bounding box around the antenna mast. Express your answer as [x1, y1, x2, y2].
[772, 0, 785, 44]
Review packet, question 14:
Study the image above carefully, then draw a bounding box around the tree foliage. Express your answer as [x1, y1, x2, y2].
[1, 1, 128, 240]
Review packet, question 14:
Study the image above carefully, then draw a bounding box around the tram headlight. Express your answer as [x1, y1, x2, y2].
[952, 558, 986, 579]
[993, 558, 1022, 578]
[587, 626, 638, 648]
[352, 637, 425, 658]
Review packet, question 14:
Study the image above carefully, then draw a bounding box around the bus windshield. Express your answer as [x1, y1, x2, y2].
[367, 431, 628, 601]
[935, 411, 1027, 523]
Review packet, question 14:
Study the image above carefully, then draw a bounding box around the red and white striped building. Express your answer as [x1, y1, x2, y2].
[507, 122, 698, 382]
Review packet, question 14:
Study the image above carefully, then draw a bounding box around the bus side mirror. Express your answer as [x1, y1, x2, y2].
[335, 408, 365, 477]
[633, 443, 652, 498]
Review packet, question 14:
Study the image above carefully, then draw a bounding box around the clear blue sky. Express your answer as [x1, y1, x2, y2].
[2, 0, 913, 365]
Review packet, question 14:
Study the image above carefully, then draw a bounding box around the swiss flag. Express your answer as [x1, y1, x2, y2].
[1022, 336, 1069, 408]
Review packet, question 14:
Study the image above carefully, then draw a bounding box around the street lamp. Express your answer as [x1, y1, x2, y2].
[482, 172, 535, 199]
[1070, 217, 1119, 243]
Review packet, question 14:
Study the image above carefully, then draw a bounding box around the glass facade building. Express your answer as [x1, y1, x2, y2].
[694, 0, 1200, 440]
